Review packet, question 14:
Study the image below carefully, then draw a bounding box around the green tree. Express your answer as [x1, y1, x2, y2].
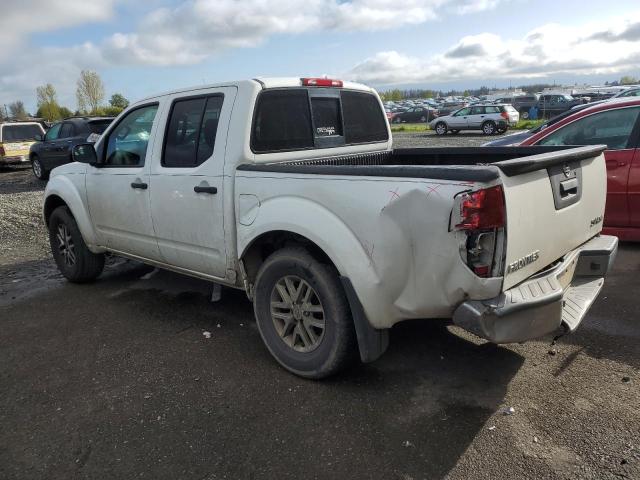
[620, 75, 638, 85]
[109, 93, 129, 109]
[36, 83, 62, 121]
[8, 101, 28, 120]
[76, 70, 105, 114]
[59, 106, 73, 119]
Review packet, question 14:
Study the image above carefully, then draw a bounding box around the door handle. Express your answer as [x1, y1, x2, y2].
[131, 182, 148, 189]
[194, 185, 217, 194]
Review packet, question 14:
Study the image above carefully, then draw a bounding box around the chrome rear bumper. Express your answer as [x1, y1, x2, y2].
[453, 235, 618, 343]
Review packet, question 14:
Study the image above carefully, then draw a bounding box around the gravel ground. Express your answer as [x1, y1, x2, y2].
[0, 166, 49, 266]
[0, 136, 639, 480]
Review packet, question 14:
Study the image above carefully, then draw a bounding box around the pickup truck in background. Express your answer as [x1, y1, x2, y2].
[43, 77, 617, 378]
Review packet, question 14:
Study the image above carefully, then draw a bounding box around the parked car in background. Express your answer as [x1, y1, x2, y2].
[537, 94, 586, 118]
[30, 116, 113, 180]
[430, 104, 519, 135]
[611, 87, 640, 99]
[483, 103, 595, 147]
[0, 122, 46, 166]
[519, 98, 640, 241]
[391, 106, 438, 123]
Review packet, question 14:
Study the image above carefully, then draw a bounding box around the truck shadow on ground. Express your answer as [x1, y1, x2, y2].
[1, 261, 522, 480]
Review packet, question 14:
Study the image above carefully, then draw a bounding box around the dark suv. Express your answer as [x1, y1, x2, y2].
[30, 117, 113, 180]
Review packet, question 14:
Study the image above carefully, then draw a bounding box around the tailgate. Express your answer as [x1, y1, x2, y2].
[495, 145, 607, 290]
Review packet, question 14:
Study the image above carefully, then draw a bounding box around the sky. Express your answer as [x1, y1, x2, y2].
[1, 0, 640, 113]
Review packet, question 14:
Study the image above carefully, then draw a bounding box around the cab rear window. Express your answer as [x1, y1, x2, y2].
[251, 88, 388, 153]
[88, 120, 112, 134]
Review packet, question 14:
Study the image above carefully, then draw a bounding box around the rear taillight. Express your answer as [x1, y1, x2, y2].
[501, 111, 509, 120]
[0, 145, 5, 156]
[454, 185, 506, 278]
[456, 185, 505, 230]
[301, 77, 343, 87]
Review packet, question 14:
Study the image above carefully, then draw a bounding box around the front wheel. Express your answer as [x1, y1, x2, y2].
[48, 206, 105, 283]
[435, 122, 447, 135]
[253, 248, 357, 379]
[32, 155, 49, 180]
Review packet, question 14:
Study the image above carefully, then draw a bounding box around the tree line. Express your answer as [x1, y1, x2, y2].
[1, 70, 130, 122]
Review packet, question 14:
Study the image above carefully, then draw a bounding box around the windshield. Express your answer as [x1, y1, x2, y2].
[1, 124, 43, 142]
[563, 95, 574, 101]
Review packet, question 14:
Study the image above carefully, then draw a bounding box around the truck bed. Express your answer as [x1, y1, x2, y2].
[238, 145, 605, 182]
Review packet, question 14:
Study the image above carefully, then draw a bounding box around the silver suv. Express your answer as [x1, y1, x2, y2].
[429, 104, 520, 135]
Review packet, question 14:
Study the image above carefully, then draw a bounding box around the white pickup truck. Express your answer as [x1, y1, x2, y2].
[43, 77, 618, 378]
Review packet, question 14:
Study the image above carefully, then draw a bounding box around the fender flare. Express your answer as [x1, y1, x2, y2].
[44, 176, 102, 251]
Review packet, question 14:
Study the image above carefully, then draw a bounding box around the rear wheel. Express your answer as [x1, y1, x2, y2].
[435, 122, 447, 135]
[32, 155, 48, 180]
[253, 248, 357, 379]
[521, 110, 530, 120]
[48, 206, 105, 283]
[482, 121, 497, 135]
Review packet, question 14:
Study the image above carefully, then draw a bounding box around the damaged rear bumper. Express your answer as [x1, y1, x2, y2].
[452, 235, 618, 343]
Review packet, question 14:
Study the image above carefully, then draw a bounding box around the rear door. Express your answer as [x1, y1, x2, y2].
[535, 105, 640, 227]
[149, 87, 236, 278]
[497, 146, 608, 289]
[468, 106, 486, 128]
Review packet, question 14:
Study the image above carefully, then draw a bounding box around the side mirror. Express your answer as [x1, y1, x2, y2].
[35, 134, 44, 141]
[72, 143, 99, 166]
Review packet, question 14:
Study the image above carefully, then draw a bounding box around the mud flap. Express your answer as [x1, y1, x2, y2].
[340, 276, 389, 363]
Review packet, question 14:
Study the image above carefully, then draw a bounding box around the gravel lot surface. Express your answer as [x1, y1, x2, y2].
[0, 136, 638, 480]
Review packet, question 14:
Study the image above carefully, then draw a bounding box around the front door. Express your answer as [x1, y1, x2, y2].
[40, 122, 62, 167]
[149, 87, 236, 278]
[86, 103, 163, 260]
[467, 106, 486, 128]
[448, 107, 470, 129]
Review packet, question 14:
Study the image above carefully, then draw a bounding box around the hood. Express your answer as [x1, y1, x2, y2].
[50, 162, 86, 178]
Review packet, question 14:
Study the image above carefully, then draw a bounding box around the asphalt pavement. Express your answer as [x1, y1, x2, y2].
[0, 135, 638, 479]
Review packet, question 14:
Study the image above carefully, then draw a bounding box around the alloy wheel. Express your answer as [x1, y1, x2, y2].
[270, 275, 325, 353]
[57, 224, 76, 266]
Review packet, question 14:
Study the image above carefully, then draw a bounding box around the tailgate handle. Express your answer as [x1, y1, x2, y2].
[560, 178, 578, 196]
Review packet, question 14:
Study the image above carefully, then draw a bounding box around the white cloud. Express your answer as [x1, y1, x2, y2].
[0, 0, 118, 60]
[347, 13, 640, 85]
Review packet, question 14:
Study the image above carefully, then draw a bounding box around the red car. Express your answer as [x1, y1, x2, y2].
[520, 98, 640, 241]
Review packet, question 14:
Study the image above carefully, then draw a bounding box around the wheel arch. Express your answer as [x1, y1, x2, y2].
[240, 229, 388, 363]
[43, 177, 102, 251]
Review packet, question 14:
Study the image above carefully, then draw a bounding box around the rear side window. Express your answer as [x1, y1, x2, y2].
[59, 123, 74, 138]
[251, 88, 388, 153]
[485, 106, 500, 114]
[252, 90, 313, 152]
[163, 95, 224, 168]
[341, 91, 389, 144]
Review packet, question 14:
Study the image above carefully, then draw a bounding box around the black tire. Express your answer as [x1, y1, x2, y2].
[48, 206, 105, 283]
[482, 121, 497, 135]
[253, 248, 357, 379]
[393, 116, 402, 124]
[435, 122, 447, 135]
[31, 155, 49, 180]
[450, 129, 460, 135]
[521, 110, 529, 120]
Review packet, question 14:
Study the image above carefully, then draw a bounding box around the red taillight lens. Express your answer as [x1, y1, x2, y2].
[301, 77, 343, 87]
[501, 111, 509, 119]
[456, 185, 505, 230]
